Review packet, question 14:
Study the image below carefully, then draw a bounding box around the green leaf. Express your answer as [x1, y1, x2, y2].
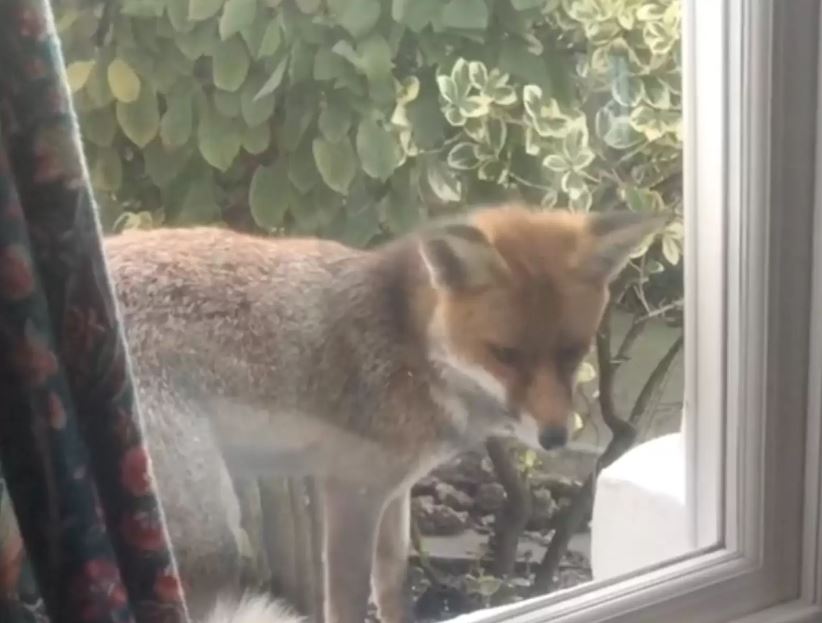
[543, 154, 569, 173]
[468, 61, 488, 90]
[254, 57, 288, 100]
[464, 117, 486, 142]
[391, 0, 441, 32]
[450, 58, 471, 96]
[219, 0, 257, 40]
[288, 139, 321, 193]
[358, 34, 394, 101]
[406, 88, 446, 148]
[107, 59, 141, 103]
[178, 176, 221, 224]
[314, 47, 347, 80]
[167, 0, 196, 32]
[82, 108, 117, 147]
[144, 141, 191, 186]
[662, 235, 681, 265]
[561, 170, 587, 199]
[427, 160, 461, 202]
[356, 119, 400, 181]
[122, 0, 165, 17]
[213, 89, 241, 117]
[161, 91, 193, 148]
[85, 61, 114, 109]
[212, 37, 250, 91]
[257, 21, 283, 58]
[499, 38, 550, 91]
[116, 85, 160, 148]
[281, 92, 316, 151]
[90, 147, 123, 192]
[296, 0, 321, 13]
[597, 107, 643, 150]
[176, 21, 218, 60]
[511, 0, 545, 9]
[318, 100, 352, 142]
[381, 193, 420, 235]
[612, 74, 645, 108]
[447, 142, 481, 170]
[298, 184, 342, 233]
[623, 186, 648, 212]
[436, 76, 459, 104]
[335, 0, 381, 38]
[189, 0, 224, 21]
[242, 122, 271, 154]
[249, 161, 290, 229]
[313, 136, 357, 194]
[332, 200, 379, 247]
[66, 60, 95, 93]
[441, 0, 488, 29]
[288, 40, 315, 83]
[198, 105, 242, 171]
[562, 127, 594, 169]
[486, 117, 507, 155]
[241, 74, 276, 126]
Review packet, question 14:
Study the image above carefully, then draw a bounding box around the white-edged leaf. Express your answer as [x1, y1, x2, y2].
[447, 142, 481, 170]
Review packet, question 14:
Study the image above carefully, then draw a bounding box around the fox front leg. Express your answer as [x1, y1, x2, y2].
[321, 479, 387, 623]
[371, 489, 413, 623]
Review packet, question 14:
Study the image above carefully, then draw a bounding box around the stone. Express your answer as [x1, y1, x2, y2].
[431, 451, 495, 491]
[527, 487, 558, 531]
[412, 496, 470, 536]
[434, 482, 473, 511]
[474, 483, 506, 514]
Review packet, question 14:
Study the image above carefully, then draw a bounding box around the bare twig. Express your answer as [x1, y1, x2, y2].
[636, 298, 684, 323]
[486, 437, 533, 578]
[629, 335, 683, 427]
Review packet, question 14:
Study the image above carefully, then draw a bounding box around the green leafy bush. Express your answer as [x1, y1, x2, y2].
[56, 0, 681, 254]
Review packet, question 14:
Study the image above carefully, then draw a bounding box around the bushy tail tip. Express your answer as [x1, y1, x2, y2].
[202, 593, 306, 623]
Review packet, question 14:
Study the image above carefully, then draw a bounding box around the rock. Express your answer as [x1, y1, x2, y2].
[474, 483, 506, 514]
[530, 474, 582, 502]
[412, 475, 439, 497]
[434, 482, 473, 511]
[412, 496, 470, 536]
[431, 451, 495, 491]
[527, 487, 558, 531]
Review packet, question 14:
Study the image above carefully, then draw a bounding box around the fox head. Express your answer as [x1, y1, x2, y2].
[416, 204, 668, 452]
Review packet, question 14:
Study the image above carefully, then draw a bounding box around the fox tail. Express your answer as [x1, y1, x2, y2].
[202, 593, 305, 623]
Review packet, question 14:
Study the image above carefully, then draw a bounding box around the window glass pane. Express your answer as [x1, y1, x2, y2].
[57, 0, 693, 620]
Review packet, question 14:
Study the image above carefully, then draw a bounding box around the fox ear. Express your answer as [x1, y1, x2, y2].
[580, 211, 671, 283]
[419, 222, 510, 291]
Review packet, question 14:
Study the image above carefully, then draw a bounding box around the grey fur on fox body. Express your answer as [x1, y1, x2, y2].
[104, 203, 667, 623]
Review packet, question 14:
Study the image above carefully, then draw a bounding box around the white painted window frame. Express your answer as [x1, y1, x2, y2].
[445, 0, 822, 621]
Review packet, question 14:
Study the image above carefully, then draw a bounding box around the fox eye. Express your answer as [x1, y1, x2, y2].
[487, 344, 523, 367]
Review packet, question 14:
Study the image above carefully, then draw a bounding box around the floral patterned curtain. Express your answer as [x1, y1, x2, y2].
[0, 1, 191, 622]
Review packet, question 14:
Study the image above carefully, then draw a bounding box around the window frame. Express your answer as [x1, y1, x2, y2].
[444, 1, 822, 621]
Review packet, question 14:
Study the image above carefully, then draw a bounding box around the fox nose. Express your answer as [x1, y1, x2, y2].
[539, 427, 568, 451]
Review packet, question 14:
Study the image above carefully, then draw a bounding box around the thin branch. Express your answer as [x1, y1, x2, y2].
[613, 317, 648, 368]
[629, 334, 683, 426]
[486, 437, 533, 578]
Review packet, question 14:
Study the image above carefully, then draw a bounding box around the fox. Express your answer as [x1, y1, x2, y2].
[103, 203, 666, 623]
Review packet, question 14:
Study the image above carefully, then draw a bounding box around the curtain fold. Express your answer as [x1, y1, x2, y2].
[0, 1, 190, 622]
